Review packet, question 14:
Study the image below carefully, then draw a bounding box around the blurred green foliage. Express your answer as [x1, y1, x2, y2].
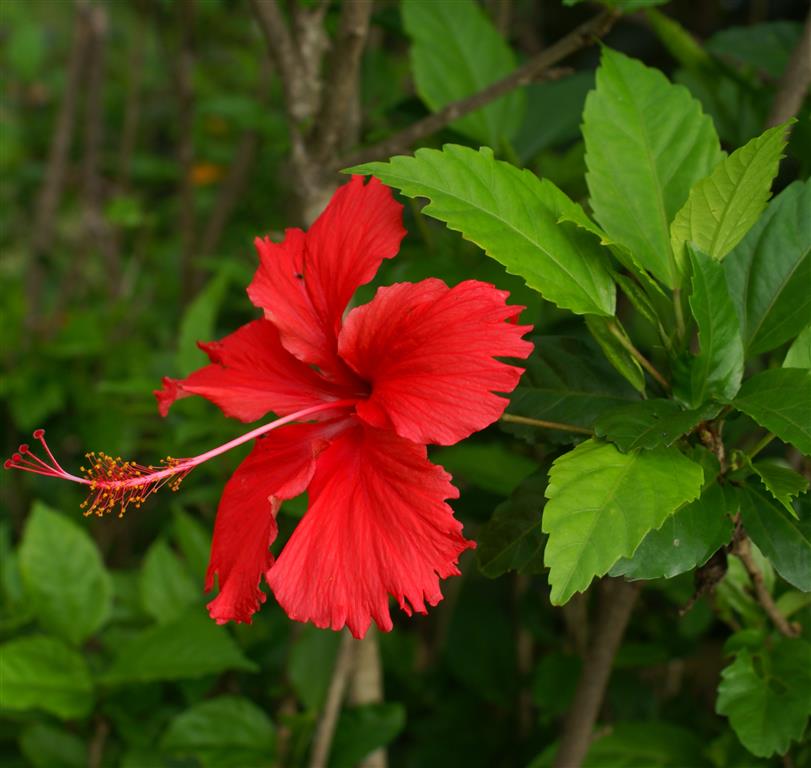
[2, 1, 810, 767]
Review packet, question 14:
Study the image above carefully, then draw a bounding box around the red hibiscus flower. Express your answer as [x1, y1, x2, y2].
[6, 176, 532, 638]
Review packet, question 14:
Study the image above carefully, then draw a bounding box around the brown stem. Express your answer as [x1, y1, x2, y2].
[173, 0, 198, 302]
[115, 3, 146, 192]
[308, 631, 356, 768]
[199, 131, 261, 258]
[251, 0, 313, 123]
[553, 579, 641, 768]
[337, 10, 618, 169]
[733, 532, 800, 638]
[766, 6, 811, 128]
[88, 715, 110, 768]
[81, 2, 121, 295]
[501, 413, 593, 435]
[350, 628, 387, 768]
[27, 0, 92, 330]
[312, 0, 374, 161]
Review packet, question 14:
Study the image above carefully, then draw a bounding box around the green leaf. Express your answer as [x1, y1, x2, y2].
[671, 122, 791, 265]
[288, 626, 341, 711]
[19, 724, 87, 768]
[685, 246, 744, 405]
[401, 0, 523, 146]
[19, 502, 112, 645]
[725, 180, 811, 356]
[707, 21, 803, 79]
[752, 460, 809, 516]
[161, 696, 275, 768]
[433, 442, 536, 497]
[733, 368, 811, 455]
[583, 723, 709, 768]
[349, 145, 616, 316]
[585, 316, 646, 394]
[610, 482, 735, 580]
[0, 635, 93, 719]
[140, 539, 200, 623]
[503, 336, 638, 444]
[543, 440, 704, 603]
[595, 399, 719, 452]
[477, 471, 547, 578]
[330, 703, 406, 768]
[173, 508, 212, 581]
[514, 72, 593, 161]
[177, 271, 229, 374]
[738, 484, 811, 592]
[784, 324, 811, 369]
[716, 638, 811, 757]
[103, 610, 257, 683]
[583, 47, 722, 287]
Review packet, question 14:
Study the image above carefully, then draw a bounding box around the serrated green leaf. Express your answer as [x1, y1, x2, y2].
[671, 122, 791, 266]
[716, 639, 811, 757]
[739, 484, 811, 592]
[330, 703, 406, 768]
[140, 539, 200, 623]
[401, 0, 523, 146]
[752, 460, 808, 516]
[725, 180, 811, 356]
[288, 626, 341, 711]
[477, 471, 547, 578]
[610, 482, 735, 580]
[595, 399, 719, 452]
[433, 442, 536, 497]
[685, 246, 744, 405]
[103, 610, 257, 683]
[161, 696, 275, 768]
[503, 336, 638, 444]
[350, 145, 616, 316]
[543, 440, 704, 603]
[585, 316, 646, 394]
[784, 324, 811, 369]
[19, 724, 87, 768]
[583, 47, 722, 287]
[733, 368, 811, 455]
[19, 502, 112, 645]
[0, 635, 93, 719]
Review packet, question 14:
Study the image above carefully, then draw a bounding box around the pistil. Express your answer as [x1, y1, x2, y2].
[5, 399, 355, 517]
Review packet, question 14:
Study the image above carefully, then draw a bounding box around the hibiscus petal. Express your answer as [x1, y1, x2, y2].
[247, 176, 405, 375]
[156, 319, 355, 422]
[338, 279, 533, 445]
[205, 423, 331, 624]
[266, 424, 474, 639]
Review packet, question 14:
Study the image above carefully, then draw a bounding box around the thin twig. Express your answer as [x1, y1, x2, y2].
[312, 0, 374, 161]
[553, 579, 641, 768]
[308, 631, 355, 768]
[733, 533, 799, 638]
[27, 0, 92, 330]
[747, 432, 776, 461]
[81, 1, 121, 295]
[336, 10, 618, 169]
[766, 6, 811, 127]
[173, 0, 198, 303]
[115, 1, 146, 192]
[501, 413, 593, 435]
[88, 716, 110, 768]
[607, 320, 671, 391]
